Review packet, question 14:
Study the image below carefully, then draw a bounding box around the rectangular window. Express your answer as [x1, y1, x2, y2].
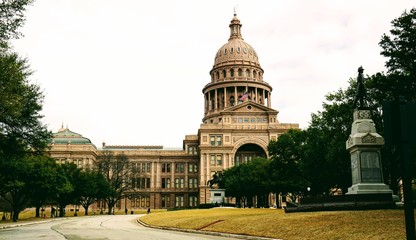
[210, 136, 215, 146]
[146, 162, 151, 172]
[141, 163, 146, 172]
[180, 178, 184, 188]
[131, 178, 136, 188]
[132, 163, 137, 172]
[180, 163, 184, 173]
[175, 178, 179, 189]
[210, 155, 215, 165]
[146, 178, 150, 188]
[216, 136, 222, 146]
[188, 163, 198, 173]
[217, 155, 222, 166]
[162, 178, 166, 188]
[141, 178, 145, 189]
[175, 195, 184, 208]
[162, 163, 171, 173]
[162, 195, 170, 208]
[189, 196, 198, 207]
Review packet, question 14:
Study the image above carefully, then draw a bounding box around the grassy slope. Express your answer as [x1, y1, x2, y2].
[140, 208, 408, 240]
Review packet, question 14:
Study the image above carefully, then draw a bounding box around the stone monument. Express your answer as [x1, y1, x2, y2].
[346, 67, 392, 195]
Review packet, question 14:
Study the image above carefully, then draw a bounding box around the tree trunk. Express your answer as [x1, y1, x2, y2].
[82, 204, 90, 215]
[12, 208, 20, 222]
[59, 205, 66, 217]
[35, 206, 40, 218]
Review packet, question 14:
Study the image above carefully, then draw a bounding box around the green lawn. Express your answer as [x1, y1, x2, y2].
[140, 208, 410, 240]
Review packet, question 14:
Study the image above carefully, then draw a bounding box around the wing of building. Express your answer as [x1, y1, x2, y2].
[48, 13, 299, 210]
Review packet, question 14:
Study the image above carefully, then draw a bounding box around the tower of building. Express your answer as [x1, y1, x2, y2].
[198, 14, 298, 204]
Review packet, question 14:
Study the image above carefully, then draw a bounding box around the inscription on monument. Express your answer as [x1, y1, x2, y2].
[360, 151, 382, 183]
[351, 152, 359, 184]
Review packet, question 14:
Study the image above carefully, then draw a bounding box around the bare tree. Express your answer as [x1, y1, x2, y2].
[97, 151, 131, 215]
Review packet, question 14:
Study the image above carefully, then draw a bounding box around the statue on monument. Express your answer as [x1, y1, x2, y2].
[352, 66, 368, 109]
[207, 171, 221, 188]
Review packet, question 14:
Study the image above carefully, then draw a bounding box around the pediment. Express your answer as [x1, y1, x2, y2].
[221, 100, 278, 115]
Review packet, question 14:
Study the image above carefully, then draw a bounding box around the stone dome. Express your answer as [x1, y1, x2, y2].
[213, 14, 261, 69]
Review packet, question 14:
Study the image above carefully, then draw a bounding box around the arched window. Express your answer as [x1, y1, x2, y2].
[216, 72, 220, 80]
[253, 70, 257, 78]
[222, 70, 226, 78]
[230, 69, 234, 77]
[238, 69, 242, 77]
[245, 69, 250, 77]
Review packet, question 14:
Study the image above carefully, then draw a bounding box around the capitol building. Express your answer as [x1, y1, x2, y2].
[48, 13, 298, 210]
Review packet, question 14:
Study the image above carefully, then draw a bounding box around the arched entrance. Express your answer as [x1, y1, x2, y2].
[234, 143, 266, 166]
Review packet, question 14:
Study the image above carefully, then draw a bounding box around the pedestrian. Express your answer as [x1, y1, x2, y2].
[125, 208, 128, 215]
[51, 207, 55, 218]
[147, 208, 151, 214]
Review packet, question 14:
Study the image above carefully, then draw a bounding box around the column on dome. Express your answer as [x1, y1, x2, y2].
[234, 86, 237, 106]
[214, 89, 218, 111]
[224, 87, 227, 108]
[255, 87, 258, 104]
[268, 92, 271, 107]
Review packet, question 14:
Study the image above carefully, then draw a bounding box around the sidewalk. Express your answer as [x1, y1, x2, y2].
[0, 217, 66, 230]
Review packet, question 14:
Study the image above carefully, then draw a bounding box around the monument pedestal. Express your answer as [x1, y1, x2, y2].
[347, 183, 393, 195]
[209, 189, 225, 205]
[346, 109, 392, 196]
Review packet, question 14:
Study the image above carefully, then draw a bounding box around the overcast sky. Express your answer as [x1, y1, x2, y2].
[12, 0, 415, 148]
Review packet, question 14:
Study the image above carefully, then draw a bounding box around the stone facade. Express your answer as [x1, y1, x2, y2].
[48, 14, 298, 210]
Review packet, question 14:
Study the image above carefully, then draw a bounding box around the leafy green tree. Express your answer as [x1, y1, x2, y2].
[0, 155, 33, 221]
[77, 169, 109, 215]
[268, 129, 310, 201]
[98, 151, 131, 214]
[0, 0, 33, 51]
[55, 163, 81, 217]
[221, 158, 271, 208]
[28, 155, 59, 218]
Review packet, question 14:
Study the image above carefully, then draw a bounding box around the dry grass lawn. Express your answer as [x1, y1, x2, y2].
[140, 208, 410, 240]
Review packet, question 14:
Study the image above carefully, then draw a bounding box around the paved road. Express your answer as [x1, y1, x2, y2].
[0, 215, 245, 240]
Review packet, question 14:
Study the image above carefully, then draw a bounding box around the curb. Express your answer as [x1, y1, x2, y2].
[137, 218, 281, 240]
[0, 218, 68, 230]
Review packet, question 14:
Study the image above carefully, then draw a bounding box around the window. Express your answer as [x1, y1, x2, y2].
[175, 195, 184, 208]
[230, 69, 234, 77]
[162, 195, 170, 208]
[188, 146, 197, 155]
[253, 70, 257, 78]
[162, 163, 171, 173]
[146, 162, 151, 172]
[222, 70, 226, 78]
[188, 163, 198, 173]
[175, 163, 185, 173]
[230, 47, 234, 53]
[189, 195, 198, 207]
[146, 178, 150, 188]
[161, 178, 171, 189]
[209, 135, 222, 146]
[238, 68, 242, 77]
[175, 178, 179, 188]
[188, 178, 198, 189]
[246, 69, 250, 77]
[141, 163, 146, 172]
[210, 155, 215, 165]
[217, 155, 222, 166]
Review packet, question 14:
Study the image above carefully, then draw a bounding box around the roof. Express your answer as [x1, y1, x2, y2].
[51, 127, 94, 145]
